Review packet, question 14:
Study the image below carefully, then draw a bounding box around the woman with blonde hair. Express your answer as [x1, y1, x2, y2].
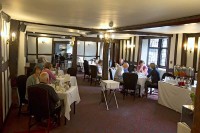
[144, 63, 160, 97]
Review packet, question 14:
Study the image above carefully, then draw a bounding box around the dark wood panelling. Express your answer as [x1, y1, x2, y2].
[36, 37, 38, 59]
[166, 37, 171, 72]
[193, 37, 199, 71]
[96, 42, 99, 59]
[115, 40, 120, 64]
[137, 37, 142, 64]
[9, 19, 20, 78]
[181, 34, 187, 66]
[102, 42, 109, 80]
[174, 34, 178, 65]
[121, 40, 124, 59]
[72, 39, 77, 69]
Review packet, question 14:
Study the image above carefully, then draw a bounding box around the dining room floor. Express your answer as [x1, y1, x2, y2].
[2, 74, 180, 133]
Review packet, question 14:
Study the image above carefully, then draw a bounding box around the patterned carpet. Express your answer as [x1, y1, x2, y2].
[3, 75, 180, 133]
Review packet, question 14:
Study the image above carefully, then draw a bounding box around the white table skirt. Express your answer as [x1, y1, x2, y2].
[137, 76, 147, 96]
[56, 86, 80, 120]
[158, 81, 192, 113]
[101, 80, 120, 90]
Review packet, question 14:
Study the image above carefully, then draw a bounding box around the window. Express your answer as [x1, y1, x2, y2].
[146, 38, 168, 68]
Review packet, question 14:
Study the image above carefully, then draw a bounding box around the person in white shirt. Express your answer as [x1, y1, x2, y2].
[114, 64, 124, 82]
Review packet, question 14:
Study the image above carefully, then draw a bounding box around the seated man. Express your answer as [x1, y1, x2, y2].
[123, 62, 129, 73]
[145, 63, 160, 97]
[31, 72, 60, 113]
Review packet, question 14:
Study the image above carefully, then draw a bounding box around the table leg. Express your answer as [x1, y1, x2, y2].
[102, 90, 109, 110]
[74, 102, 76, 114]
[113, 90, 119, 109]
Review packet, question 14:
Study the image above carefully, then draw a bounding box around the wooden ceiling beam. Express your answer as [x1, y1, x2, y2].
[115, 31, 173, 37]
[115, 14, 200, 31]
[20, 20, 106, 32]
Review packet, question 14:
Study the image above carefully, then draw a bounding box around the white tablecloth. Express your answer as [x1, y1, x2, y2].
[55, 76, 80, 120]
[158, 81, 192, 113]
[101, 80, 120, 90]
[56, 86, 80, 120]
[57, 76, 78, 87]
[137, 76, 147, 96]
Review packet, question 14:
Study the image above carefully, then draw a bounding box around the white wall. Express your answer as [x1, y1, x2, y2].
[17, 32, 26, 75]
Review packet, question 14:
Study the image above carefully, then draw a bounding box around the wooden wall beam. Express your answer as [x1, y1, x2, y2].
[9, 19, 20, 78]
[72, 39, 77, 69]
[102, 42, 109, 80]
[181, 34, 187, 66]
[174, 34, 178, 65]
[193, 37, 199, 71]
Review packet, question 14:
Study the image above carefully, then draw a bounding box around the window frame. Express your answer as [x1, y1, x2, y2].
[147, 38, 169, 68]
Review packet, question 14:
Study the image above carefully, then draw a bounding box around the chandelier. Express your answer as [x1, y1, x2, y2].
[99, 32, 115, 43]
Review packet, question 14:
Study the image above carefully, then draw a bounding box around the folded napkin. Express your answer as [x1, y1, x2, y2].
[64, 74, 71, 82]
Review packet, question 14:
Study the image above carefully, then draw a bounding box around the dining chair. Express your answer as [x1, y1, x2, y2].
[109, 68, 116, 80]
[83, 60, 91, 80]
[161, 72, 175, 80]
[90, 65, 101, 85]
[16, 75, 28, 116]
[67, 67, 77, 76]
[122, 73, 141, 100]
[28, 86, 62, 133]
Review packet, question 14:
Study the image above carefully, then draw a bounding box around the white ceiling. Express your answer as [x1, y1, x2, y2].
[1, 0, 200, 29]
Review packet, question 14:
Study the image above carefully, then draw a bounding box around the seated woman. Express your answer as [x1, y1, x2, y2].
[123, 62, 129, 73]
[114, 64, 124, 82]
[137, 60, 148, 75]
[144, 63, 160, 97]
[26, 65, 42, 99]
[42, 62, 56, 83]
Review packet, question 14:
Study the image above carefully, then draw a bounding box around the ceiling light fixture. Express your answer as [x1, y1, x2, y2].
[99, 21, 115, 43]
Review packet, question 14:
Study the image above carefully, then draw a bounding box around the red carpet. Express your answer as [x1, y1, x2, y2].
[15, 129, 46, 133]
[3, 74, 180, 133]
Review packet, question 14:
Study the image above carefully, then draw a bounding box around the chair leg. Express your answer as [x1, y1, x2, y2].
[28, 116, 32, 133]
[90, 77, 92, 85]
[18, 102, 22, 116]
[47, 118, 51, 133]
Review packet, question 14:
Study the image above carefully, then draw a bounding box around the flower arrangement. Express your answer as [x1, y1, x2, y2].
[190, 92, 195, 105]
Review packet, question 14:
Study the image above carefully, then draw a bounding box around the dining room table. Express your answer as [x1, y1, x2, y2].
[50, 75, 80, 121]
[158, 81, 193, 113]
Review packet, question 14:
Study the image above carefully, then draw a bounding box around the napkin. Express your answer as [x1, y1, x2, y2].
[64, 74, 71, 82]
